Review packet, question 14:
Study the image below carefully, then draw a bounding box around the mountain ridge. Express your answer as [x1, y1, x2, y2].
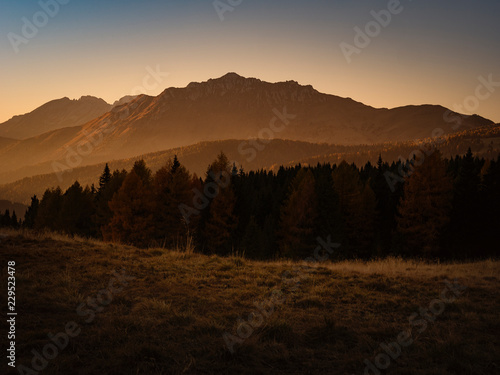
[0, 73, 494, 183]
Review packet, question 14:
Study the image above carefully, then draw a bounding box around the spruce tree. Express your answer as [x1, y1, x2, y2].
[279, 168, 318, 259]
[1, 209, 11, 227]
[202, 152, 237, 255]
[98, 163, 112, 192]
[105, 169, 155, 247]
[93, 169, 127, 238]
[23, 195, 39, 229]
[153, 158, 193, 248]
[397, 150, 452, 256]
[449, 148, 481, 256]
[35, 188, 63, 231]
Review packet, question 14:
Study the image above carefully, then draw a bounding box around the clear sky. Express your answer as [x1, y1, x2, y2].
[1, 0, 499, 124]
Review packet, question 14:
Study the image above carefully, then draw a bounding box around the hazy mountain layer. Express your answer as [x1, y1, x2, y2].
[0, 73, 493, 182]
[1, 123, 498, 205]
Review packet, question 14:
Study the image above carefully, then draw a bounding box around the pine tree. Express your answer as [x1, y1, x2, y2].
[1, 209, 11, 227]
[153, 158, 193, 248]
[357, 181, 376, 257]
[10, 211, 19, 228]
[371, 158, 398, 256]
[23, 195, 39, 229]
[314, 166, 342, 251]
[331, 161, 369, 257]
[104, 169, 155, 247]
[480, 156, 500, 256]
[279, 168, 318, 259]
[93, 169, 127, 238]
[449, 148, 481, 256]
[35, 187, 63, 231]
[397, 151, 452, 256]
[98, 163, 112, 192]
[202, 152, 237, 255]
[171, 155, 181, 174]
[132, 159, 152, 186]
[59, 182, 95, 236]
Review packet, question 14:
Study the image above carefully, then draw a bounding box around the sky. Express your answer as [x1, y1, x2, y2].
[0, 0, 499, 124]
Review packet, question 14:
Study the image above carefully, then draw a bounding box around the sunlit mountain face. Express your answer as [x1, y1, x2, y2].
[0, 72, 493, 186]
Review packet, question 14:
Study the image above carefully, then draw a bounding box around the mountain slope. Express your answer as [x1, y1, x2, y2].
[71, 73, 493, 158]
[0, 73, 493, 180]
[0, 96, 111, 140]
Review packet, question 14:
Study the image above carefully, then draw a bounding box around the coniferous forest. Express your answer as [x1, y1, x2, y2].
[6, 148, 498, 261]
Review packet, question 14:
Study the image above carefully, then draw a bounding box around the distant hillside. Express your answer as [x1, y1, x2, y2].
[0, 96, 111, 139]
[0, 139, 341, 204]
[0, 73, 493, 181]
[0, 200, 27, 216]
[278, 124, 500, 170]
[1, 124, 499, 205]
[0, 136, 17, 149]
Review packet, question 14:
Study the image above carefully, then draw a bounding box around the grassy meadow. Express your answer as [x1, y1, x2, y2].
[0, 229, 498, 374]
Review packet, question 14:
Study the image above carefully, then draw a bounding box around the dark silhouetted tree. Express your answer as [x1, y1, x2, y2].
[332, 161, 375, 257]
[23, 195, 39, 229]
[98, 163, 112, 191]
[35, 187, 63, 231]
[60, 181, 94, 236]
[1, 209, 11, 227]
[202, 152, 237, 255]
[279, 168, 318, 259]
[93, 169, 127, 238]
[397, 151, 452, 256]
[153, 157, 193, 248]
[104, 160, 154, 247]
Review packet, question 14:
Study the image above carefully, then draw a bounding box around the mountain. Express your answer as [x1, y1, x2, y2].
[0, 96, 111, 140]
[112, 95, 138, 107]
[67, 73, 492, 159]
[0, 136, 17, 149]
[0, 73, 493, 182]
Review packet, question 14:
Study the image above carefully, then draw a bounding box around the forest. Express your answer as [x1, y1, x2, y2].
[2, 148, 498, 260]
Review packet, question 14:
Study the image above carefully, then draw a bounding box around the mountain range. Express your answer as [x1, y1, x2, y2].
[0, 72, 494, 189]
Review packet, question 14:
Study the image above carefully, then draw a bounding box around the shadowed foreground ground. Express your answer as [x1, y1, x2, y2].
[0, 230, 498, 375]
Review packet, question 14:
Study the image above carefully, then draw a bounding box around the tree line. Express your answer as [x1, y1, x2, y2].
[0, 209, 20, 229]
[18, 149, 500, 260]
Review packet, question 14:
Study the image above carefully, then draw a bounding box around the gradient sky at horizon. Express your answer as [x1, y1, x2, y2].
[0, 0, 499, 125]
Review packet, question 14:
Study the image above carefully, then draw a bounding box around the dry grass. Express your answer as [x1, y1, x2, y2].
[0, 229, 498, 374]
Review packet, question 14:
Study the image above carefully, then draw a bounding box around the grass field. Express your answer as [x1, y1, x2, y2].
[0, 229, 498, 374]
